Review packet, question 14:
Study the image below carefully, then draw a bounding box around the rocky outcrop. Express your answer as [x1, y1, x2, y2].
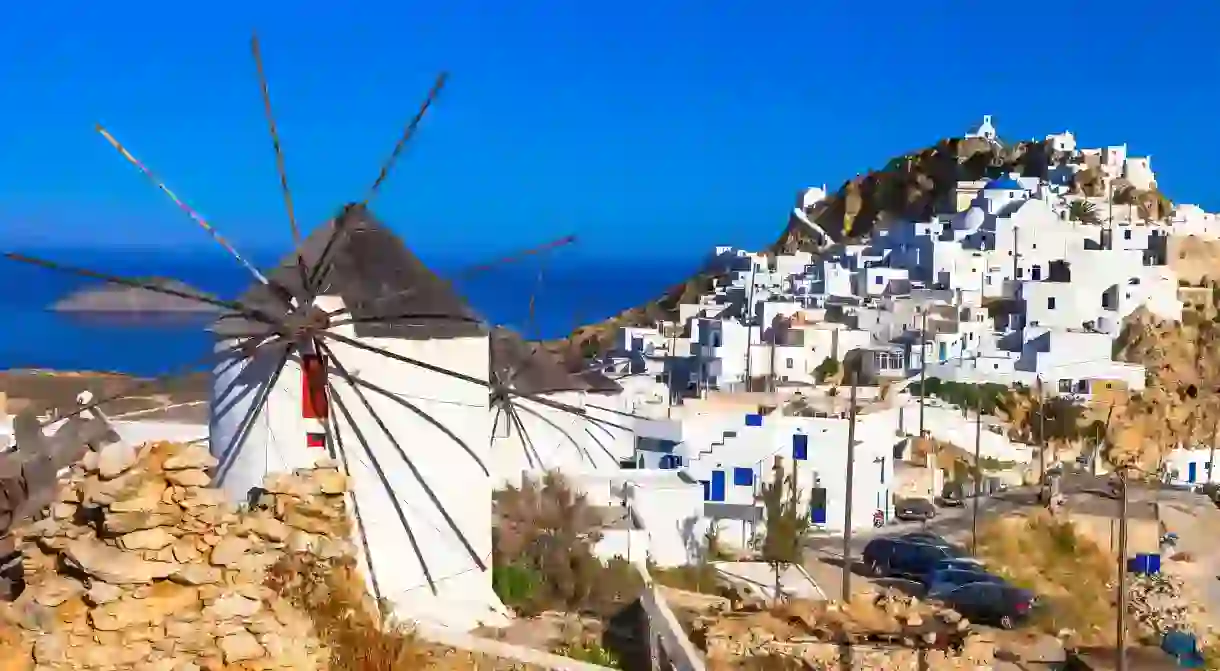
[0, 440, 351, 670]
[52, 278, 220, 313]
[1106, 303, 1220, 468]
[692, 591, 995, 670]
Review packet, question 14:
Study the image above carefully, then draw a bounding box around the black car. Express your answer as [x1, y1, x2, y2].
[939, 582, 1036, 629]
[900, 531, 954, 547]
[861, 538, 968, 581]
[895, 498, 936, 521]
[925, 568, 1006, 599]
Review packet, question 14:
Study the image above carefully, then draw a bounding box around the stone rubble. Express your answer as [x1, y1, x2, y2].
[0, 440, 358, 671]
[696, 589, 997, 670]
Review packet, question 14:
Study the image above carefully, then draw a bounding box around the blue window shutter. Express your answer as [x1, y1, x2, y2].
[793, 434, 809, 461]
[745, 414, 763, 427]
[711, 471, 726, 502]
[700, 480, 710, 501]
[733, 467, 753, 487]
[811, 505, 827, 524]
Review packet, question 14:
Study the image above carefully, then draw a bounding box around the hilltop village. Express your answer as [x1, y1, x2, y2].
[596, 117, 1220, 535]
[5, 116, 1220, 670]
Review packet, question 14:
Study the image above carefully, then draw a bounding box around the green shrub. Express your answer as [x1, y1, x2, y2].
[492, 561, 542, 610]
[557, 642, 622, 668]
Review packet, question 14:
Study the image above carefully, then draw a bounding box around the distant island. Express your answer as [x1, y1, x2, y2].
[52, 278, 222, 313]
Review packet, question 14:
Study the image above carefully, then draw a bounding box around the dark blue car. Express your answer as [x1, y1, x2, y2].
[925, 568, 1005, 598]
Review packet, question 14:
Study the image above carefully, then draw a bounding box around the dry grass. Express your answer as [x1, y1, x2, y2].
[266, 553, 549, 671]
[266, 553, 434, 670]
[976, 511, 1119, 645]
[650, 563, 722, 595]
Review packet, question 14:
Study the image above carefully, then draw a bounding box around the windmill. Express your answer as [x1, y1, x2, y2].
[487, 260, 635, 486]
[1, 34, 653, 629]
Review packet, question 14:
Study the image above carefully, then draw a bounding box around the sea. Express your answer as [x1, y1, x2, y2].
[0, 249, 699, 376]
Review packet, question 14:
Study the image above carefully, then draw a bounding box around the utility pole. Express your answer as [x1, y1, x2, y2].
[744, 260, 758, 391]
[1037, 376, 1047, 484]
[918, 308, 929, 434]
[768, 315, 777, 394]
[1210, 413, 1218, 485]
[665, 324, 677, 419]
[918, 308, 932, 498]
[840, 360, 859, 603]
[1116, 466, 1130, 671]
[972, 386, 983, 554]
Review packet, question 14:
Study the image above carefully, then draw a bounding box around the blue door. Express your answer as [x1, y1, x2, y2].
[1189, 462, 1198, 483]
[631, 336, 644, 351]
[711, 470, 726, 502]
[792, 434, 809, 460]
[937, 342, 947, 362]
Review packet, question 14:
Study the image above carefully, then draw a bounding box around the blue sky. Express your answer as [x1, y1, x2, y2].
[1, 1, 1216, 261]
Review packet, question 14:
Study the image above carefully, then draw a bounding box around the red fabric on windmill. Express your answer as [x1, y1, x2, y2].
[301, 346, 328, 448]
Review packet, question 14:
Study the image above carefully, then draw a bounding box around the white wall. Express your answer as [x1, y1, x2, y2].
[1164, 447, 1216, 487]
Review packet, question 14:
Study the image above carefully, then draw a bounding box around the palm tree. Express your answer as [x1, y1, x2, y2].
[1067, 200, 1101, 224]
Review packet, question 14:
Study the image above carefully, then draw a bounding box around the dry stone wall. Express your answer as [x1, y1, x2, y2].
[0, 440, 357, 671]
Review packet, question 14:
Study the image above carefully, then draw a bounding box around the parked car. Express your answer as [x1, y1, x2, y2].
[895, 498, 937, 522]
[938, 583, 1036, 629]
[939, 484, 965, 508]
[930, 558, 988, 574]
[900, 530, 950, 545]
[898, 532, 982, 562]
[925, 568, 1006, 599]
[862, 538, 969, 581]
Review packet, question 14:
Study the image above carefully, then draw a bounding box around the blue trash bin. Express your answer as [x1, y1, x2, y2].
[1148, 553, 1162, 574]
[1131, 553, 1150, 574]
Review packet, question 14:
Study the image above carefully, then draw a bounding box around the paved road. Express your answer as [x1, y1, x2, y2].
[801, 490, 1031, 602]
[808, 489, 1030, 558]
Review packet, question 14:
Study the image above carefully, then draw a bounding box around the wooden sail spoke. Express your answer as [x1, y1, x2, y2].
[318, 341, 487, 572]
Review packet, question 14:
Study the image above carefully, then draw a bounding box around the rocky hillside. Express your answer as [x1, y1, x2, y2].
[1105, 297, 1220, 468]
[556, 134, 1171, 358]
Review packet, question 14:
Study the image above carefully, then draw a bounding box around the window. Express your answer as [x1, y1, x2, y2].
[1016, 267, 1024, 279]
[733, 467, 753, 487]
[1124, 229, 1132, 240]
[1059, 379, 1072, 393]
[793, 434, 809, 461]
[1047, 297, 1056, 309]
[745, 414, 763, 427]
[874, 276, 883, 285]
[785, 358, 794, 369]
[1031, 265, 1043, 281]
